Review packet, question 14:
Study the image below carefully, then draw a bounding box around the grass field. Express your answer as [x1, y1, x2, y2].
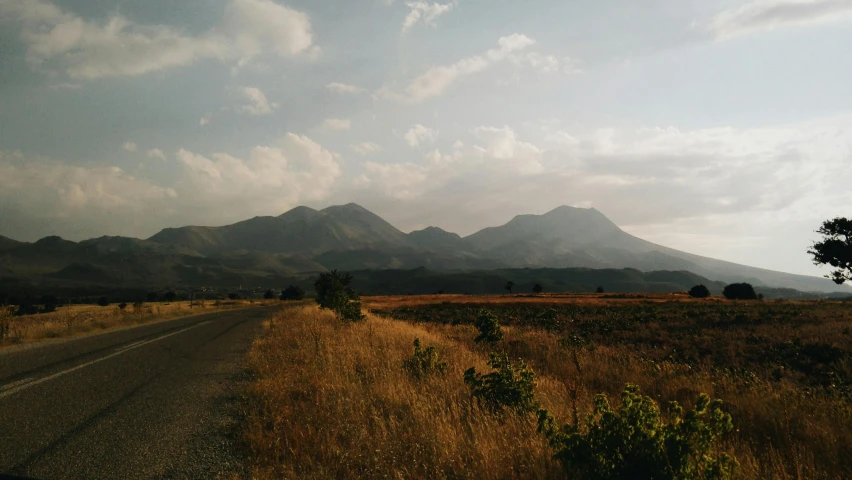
[0, 299, 274, 347]
[241, 294, 852, 479]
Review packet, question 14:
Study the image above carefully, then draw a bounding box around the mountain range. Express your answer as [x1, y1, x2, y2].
[0, 203, 846, 295]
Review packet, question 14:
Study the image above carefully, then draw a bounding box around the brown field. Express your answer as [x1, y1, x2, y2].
[0, 299, 274, 347]
[241, 294, 852, 479]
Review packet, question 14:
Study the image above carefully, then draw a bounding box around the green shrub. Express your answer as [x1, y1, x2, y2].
[314, 270, 364, 322]
[280, 285, 306, 301]
[403, 338, 448, 380]
[538, 384, 737, 480]
[723, 283, 757, 300]
[464, 351, 538, 415]
[474, 309, 504, 344]
[688, 285, 711, 299]
[337, 298, 366, 323]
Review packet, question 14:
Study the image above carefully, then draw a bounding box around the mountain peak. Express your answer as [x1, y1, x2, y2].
[322, 203, 372, 214]
[35, 235, 74, 245]
[279, 205, 319, 220]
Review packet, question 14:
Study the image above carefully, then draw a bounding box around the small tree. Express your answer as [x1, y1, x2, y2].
[263, 289, 275, 300]
[505, 281, 514, 294]
[596, 286, 605, 294]
[533, 283, 544, 294]
[809, 217, 852, 284]
[689, 285, 711, 299]
[538, 384, 738, 480]
[15, 302, 38, 316]
[314, 270, 365, 322]
[464, 351, 539, 415]
[280, 285, 306, 301]
[474, 308, 504, 344]
[723, 283, 757, 300]
[403, 338, 448, 380]
[97, 297, 109, 307]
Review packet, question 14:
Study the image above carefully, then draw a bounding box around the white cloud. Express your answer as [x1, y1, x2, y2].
[221, 0, 313, 58]
[122, 141, 137, 152]
[0, 134, 342, 239]
[147, 148, 167, 161]
[199, 114, 212, 126]
[404, 124, 437, 147]
[237, 86, 277, 115]
[712, 0, 852, 40]
[472, 125, 543, 174]
[323, 118, 352, 131]
[327, 82, 365, 94]
[402, 2, 454, 33]
[350, 142, 382, 156]
[0, 0, 314, 80]
[175, 133, 342, 219]
[385, 34, 536, 103]
[0, 152, 177, 238]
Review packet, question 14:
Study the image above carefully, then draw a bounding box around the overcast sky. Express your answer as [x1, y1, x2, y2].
[0, 0, 850, 277]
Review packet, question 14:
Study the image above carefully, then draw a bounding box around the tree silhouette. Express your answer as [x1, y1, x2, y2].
[164, 291, 177, 303]
[281, 285, 306, 301]
[809, 217, 852, 284]
[263, 289, 275, 300]
[505, 281, 514, 294]
[723, 283, 757, 300]
[689, 285, 711, 298]
[596, 286, 605, 294]
[533, 283, 543, 294]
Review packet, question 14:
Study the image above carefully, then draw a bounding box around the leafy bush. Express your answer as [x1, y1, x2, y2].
[689, 285, 711, 299]
[464, 351, 538, 415]
[533, 283, 544, 294]
[315, 270, 365, 322]
[15, 302, 38, 316]
[403, 338, 448, 380]
[118, 302, 128, 310]
[337, 298, 366, 323]
[97, 297, 110, 307]
[474, 309, 504, 344]
[723, 283, 757, 300]
[538, 384, 737, 480]
[263, 289, 275, 300]
[596, 286, 605, 293]
[280, 285, 306, 301]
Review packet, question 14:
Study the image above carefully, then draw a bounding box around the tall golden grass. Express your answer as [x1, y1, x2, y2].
[0, 299, 273, 347]
[242, 301, 851, 479]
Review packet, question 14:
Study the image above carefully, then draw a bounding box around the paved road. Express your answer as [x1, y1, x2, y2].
[0, 306, 276, 480]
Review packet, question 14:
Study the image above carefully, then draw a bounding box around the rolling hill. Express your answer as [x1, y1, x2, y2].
[0, 203, 847, 296]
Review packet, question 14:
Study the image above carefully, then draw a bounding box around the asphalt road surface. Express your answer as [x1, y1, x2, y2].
[0, 306, 277, 480]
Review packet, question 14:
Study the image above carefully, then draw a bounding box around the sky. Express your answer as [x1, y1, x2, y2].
[0, 0, 850, 277]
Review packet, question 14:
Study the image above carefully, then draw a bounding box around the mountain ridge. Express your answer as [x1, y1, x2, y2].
[0, 203, 846, 294]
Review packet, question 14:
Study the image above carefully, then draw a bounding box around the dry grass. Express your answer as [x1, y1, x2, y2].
[0, 299, 274, 347]
[242, 297, 852, 480]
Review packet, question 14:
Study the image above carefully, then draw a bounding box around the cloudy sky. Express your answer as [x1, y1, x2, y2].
[0, 0, 850, 277]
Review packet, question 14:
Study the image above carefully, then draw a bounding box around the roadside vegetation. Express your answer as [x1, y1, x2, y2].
[241, 293, 852, 479]
[0, 298, 274, 347]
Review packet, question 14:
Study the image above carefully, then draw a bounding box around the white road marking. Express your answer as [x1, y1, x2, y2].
[0, 377, 34, 393]
[0, 320, 213, 400]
